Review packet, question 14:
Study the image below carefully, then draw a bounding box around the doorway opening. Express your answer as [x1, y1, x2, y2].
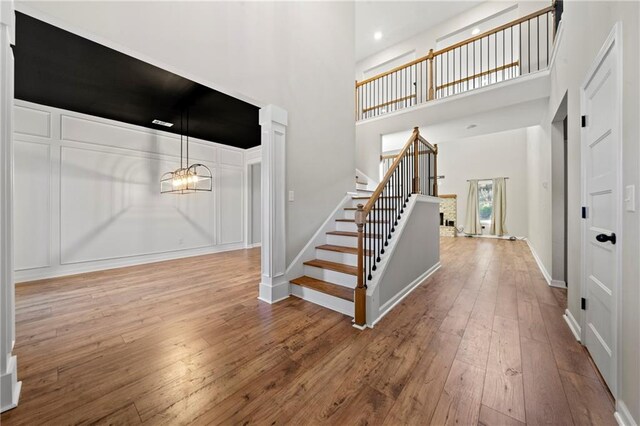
[551, 93, 568, 294]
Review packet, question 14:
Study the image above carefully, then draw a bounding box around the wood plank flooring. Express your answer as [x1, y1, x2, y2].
[1, 238, 615, 425]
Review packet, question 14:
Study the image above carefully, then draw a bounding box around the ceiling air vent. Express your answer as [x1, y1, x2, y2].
[152, 119, 173, 127]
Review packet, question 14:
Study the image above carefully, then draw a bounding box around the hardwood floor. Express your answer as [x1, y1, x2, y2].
[1, 238, 615, 425]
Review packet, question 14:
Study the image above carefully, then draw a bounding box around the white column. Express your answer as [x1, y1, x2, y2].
[0, 0, 21, 412]
[258, 105, 289, 303]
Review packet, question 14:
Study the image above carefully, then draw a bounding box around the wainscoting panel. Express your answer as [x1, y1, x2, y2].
[14, 104, 51, 138]
[219, 166, 244, 244]
[59, 145, 215, 264]
[13, 100, 248, 281]
[13, 140, 51, 270]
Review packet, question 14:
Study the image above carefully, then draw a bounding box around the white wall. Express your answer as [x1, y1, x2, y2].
[543, 2, 640, 422]
[525, 124, 552, 276]
[19, 1, 356, 266]
[356, 1, 547, 80]
[13, 101, 248, 281]
[435, 128, 530, 238]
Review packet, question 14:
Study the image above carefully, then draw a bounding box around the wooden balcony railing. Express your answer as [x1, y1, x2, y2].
[354, 127, 437, 326]
[355, 4, 558, 121]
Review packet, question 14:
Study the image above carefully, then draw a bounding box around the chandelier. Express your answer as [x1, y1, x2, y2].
[160, 109, 212, 194]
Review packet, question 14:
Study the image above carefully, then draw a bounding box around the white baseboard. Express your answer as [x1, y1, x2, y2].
[370, 262, 441, 328]
[0, 356, 22, 413]
[615, 400, 638, 426]
[525, 238, 551, 284]
[245, 242, 262, 249]
[563, 309, 582, 342]
[550, 279, 566, 288]
[15, 242, 247, 283]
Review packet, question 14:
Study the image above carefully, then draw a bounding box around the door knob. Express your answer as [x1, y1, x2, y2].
[596, 233, 616, 245]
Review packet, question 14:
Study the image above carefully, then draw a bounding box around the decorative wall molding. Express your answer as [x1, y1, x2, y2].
[13, 100, 248, 282]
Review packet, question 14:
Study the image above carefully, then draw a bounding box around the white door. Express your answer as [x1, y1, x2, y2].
[581, 24, 622, 396]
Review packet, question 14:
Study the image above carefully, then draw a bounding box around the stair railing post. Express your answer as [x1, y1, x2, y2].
[413, 127, 420, 194]
[427, 49, 435, 100]
[354, 204, 366, 327]
[433, 143, 439, 196]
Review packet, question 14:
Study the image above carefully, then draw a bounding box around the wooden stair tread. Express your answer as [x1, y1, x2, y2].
[351, 195, 403, 200]
[326, 231, 383, 239]
[336, 218, 385, 223]
[344, 207, 394, 211]
[316, 244, 372, 256]
[290, 276, 354, 302]
[303, 259, 358, 276]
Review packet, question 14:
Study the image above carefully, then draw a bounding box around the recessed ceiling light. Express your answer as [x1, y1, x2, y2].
[466, 124, 477, 129]
[152, 119, 173, 127]
[374, 31, 383, 41]
[471, 27, 480, 36]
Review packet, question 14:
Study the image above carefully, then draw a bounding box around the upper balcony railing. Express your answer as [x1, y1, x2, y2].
[355, 4, 559, 121]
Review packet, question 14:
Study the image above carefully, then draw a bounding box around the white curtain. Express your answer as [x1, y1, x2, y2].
[464, 180, 481, 235]
[491, 177, 508, 236]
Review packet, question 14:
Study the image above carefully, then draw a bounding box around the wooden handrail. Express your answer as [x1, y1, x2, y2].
[356, 5, 554, 88]
[363, 128, 419, 215]
[436, 61, 520, 91]
[362, 94, 416, 114]
[354, 126, 438, 327]
[432, 6, 554, 57]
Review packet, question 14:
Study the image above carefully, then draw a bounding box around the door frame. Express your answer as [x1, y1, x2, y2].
[579, 21, 623, 398]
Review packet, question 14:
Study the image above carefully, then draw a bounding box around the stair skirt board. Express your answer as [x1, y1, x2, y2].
[303, 265, 356, 287]
[290, 284, 354, 317]
[369, 262, 441, 328]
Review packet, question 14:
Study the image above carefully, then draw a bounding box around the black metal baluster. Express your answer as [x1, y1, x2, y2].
[537, 16, 540, 71]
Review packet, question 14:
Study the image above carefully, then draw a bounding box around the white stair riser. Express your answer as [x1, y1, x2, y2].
[290, 284, 354, 317]
[335, 221, 380, 233]
[336, 221, 357, 233]
[349, 199, 370, 208]
[303, 265, 356, 287]
[356, 183, 369, 191]
[326, 234, 357, 247]
[342, 210, 356, 220]
[316, 249, 358, 266]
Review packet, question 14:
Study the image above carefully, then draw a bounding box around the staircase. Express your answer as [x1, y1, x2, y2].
[289, 127, 439, 327]
[290, 189, 375, 314]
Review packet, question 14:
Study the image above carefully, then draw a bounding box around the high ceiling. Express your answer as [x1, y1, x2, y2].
[14, 12, 261, 149]
[355, 1, 483, 61]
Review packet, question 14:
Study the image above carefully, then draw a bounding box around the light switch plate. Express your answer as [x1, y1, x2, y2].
[288, 191, 294, 202]
[625, 185, 635, 212]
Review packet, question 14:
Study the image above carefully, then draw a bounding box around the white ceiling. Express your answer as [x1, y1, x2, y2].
[355, 1, 484, 61]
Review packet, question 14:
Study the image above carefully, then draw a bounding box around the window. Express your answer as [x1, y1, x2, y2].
[478, 180, 493, 228]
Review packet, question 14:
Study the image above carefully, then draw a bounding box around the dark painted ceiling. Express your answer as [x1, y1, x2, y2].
[14, 12, 261, 149]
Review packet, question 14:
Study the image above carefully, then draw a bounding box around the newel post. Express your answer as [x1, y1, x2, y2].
[412, 127, 420, 194]
[354, 204, 366, 328]
[427, 49, 435, 100]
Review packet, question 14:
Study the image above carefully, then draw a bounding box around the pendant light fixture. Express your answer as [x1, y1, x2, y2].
[160, 109, 212, 194]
